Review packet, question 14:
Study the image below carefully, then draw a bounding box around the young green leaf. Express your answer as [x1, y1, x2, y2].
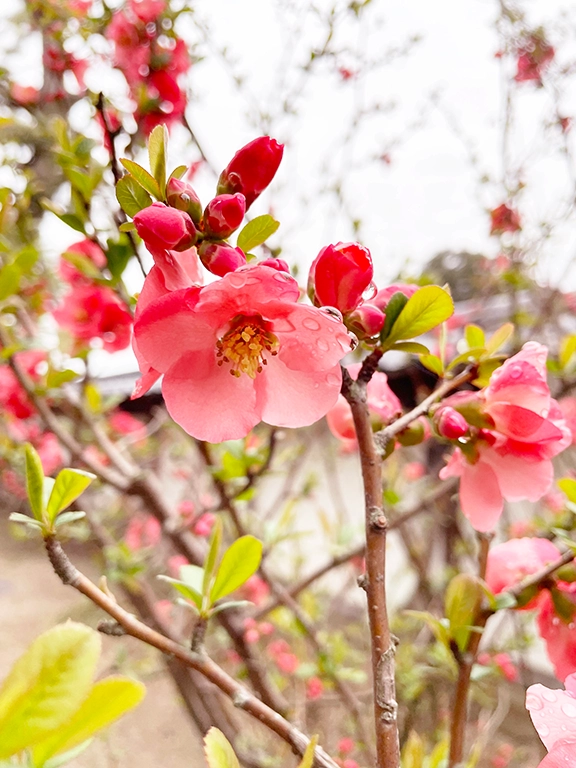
[147, 124, 167, 194]
[31, 677, 145, 766]
[204, 727, 240, 768]
[390, 341, 429, 355]
[119, 159, 162, 199]
[157, 576, 203, 611]
[8, 512, 44, 529]
[210, 536, 263, 603]
[386, 286, 454, 344]
[24, 443, 45, 521]
[116, 174, 153, 218]
[168, 164, 187, 181]
[237, 215, 279, 253]
[464, 324, 485, 350]
[379, 291, 409, 342]
[202, 517, 223, 600]
[485, 322, 514, 355]
[296, 736, 319, 768]
[0, 623, 100, 759]
[54, 511, 87, 528]
[559, 478, 576, 504]
[46, 468, 96, 523]
[419, 353, 444, 377]
[445, 573, 483, 652]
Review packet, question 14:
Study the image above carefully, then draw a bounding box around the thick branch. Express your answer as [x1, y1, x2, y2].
[43, 536, 338, 768]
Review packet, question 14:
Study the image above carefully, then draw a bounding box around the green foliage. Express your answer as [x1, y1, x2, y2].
[380, 291, 409, 342]
[45, 469, 95, 523]
[24, 443, 45, 521]
[236, 215, 280, 252]
[210, 536, 263, 603]
[384, 286, 454, 345]
[147, 125, 168, 195]
[115, 175, 153, 218]
[203, 728, 240, 768]
[0, 624, 144, 764]
[119, 159, 162, 200]
[444, 573, 483, 652]
[296, 736, 319, 768]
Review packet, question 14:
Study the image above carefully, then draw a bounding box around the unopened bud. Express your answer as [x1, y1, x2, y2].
[346, 304, 385, 339]
[436, 406, 469, 439]
[166, 177, 203, 224]
[134, 201, 197, 252]
[308, 242, 373, 314]
[217, 136, 284, 209]
[259, 257, 290, 273]
[198, 241, 247, 277]
[203, 193, 246, 239]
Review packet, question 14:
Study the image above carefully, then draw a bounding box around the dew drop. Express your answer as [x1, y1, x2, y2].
[228, 273, 246, 288]
[326, 372, 340, 386]
[562, 702, 576, 718]
[526, 693, 543, 710]
[273, 271, 293, 282]
[362, 281, 377, 301]
[348, 332, 359, 350]
[314, 383, 319, 389]
[316, 338, 330, 352]
[539, 724, 550, 737]
[319, 306, 343, 322]
[273, 317, 296, 333]
[509, 365, 522, 379]
[543, 690, 558, 702]
[244, 276, 260, 285]
[303, 317, 321, 331]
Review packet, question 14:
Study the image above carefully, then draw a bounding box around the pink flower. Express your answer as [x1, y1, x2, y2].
[537, 584, 576, 681]
[559, 397, 576, 445]
[345, 303, 385, 339]
[489, 204, 521, 235]
[309, 242, 373, 315]
[203, 194, 246, 239]
[10, 84, 39, 105]
[240, 575, 270, 606]
[193, 512, 216, 537]
[59, 239, 107, 285]
[337, 738, 355, 756]
[109, 410, 147, 442]
[306, 677, 324, 700]
[403, 462, 426, 481]
[515, 36, 555, 85]
[129, 0, 167, 23]
[326, 363, 402, 450]
[54, 285, 133, 352]
[0, 350, 45, 419]
[134, 202, 197, 252]
[526, 673, 576, 766]
[440, 343, 570, 531]
[217, 137, 284, 209]
[485, 538, 562, 606]
[125, 514, 162, 550]
[168, 554, 189, 577]
[133, 265, 351, 441]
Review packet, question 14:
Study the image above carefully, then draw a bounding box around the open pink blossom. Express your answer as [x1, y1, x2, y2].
[537, 583, 576, 681]
[59, 239, 107, 285]
[440, 343, 570, 531]
[526, 673, 576, 766]
[54, 285, 133, 352]
[0, 350, 45, 419]
[326, 363, 402, 451]
[133, 265, 352, 441]
[485, 538, 562, 606]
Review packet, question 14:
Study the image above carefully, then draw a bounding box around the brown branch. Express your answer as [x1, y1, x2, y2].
[43, 536, 339, 768]
[342, 364, 400, 768]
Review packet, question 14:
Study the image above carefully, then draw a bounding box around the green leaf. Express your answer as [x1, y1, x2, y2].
[296, 736, 319, 768]
[0, 263, 21, 300]
[210, 600, 253, 616]
[404, 610, 451, 650]
[31, 677, 145, 765]
[116, 174, 153, 218]
[157, 576, 203, 610]
[236, 215, 279, 252]
[560, 334, 576, 370]
[59, 214, 86, 234]
[46, 468, 96, 523]
[379, 291, 409, 342]
[419, 354, 444, 376]
[46, 368, 79, 388]
[64, 168, 94, 202]
[204, 727, 240, 768]
[390, 341, 429, 355]
[446, 347, 486, 371]
[401, 731, 424, 768]
[105, 237, 133, 282]
[168, 164, 187, 181]
[119, 159, 162, 199]
[210, 536, 263, 603]
[485, 322, 514, 355]
[180, 564, 205, 593]
[61, 250, 102, 280]
[472, 358, 503, 387]
[445, 573, 483, 652]
[54, 511, 87, 528]
[148, 125, 167, 195]
[202, 518, 223, 601]
[8, 512, 44, 529]
[385, 286, 454, 343]
[119, 221, 136, 232]
[0, 623, 100, 758]
[24, 443, 45, 522]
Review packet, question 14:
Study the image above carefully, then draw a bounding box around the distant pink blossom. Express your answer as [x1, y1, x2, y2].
[168, 554, 189, 577]
[485, 538, 562, 605]
[109, 410, 147, 442]
[489, 204, 521, 235]
[0, 350, 45, 419]
[515, 36, 555, 85]
[337, 738, 355, 756]
[125, 514, 162, 551]
[54, 285, 132, 352]
[526, 673, 576, 766]
[240, 575, 270, 606]
[193, 512, 216, 537]
[59, 239, 107, 285]
[403, 462, 426, 481]
[559, 397, 576, 444]
[133, 265, 351, 442]
[306, 677, 324, 700]
[326, 363, 402, 450]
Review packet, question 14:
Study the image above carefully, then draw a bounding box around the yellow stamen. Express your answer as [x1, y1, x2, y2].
[216, 318, 279, 379]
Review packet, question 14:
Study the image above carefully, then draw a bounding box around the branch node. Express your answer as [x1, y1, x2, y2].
[44, 536, 80, 586]
[357, 573, 368, 591]
[369, 506, 388, 531]
[232, 688, 251, 709]
[97, 619, 127, 636]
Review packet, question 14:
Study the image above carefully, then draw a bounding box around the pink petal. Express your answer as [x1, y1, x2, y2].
[150, 246, 203, 291]
[538, 742, 576, 768]
[195, 265, 299, 316]
[439, 449, 465, 481]
[484, 450, 553, 502]
[485, 359, 550, 414]
[255, 358, 342, 428]
[487, 403, 564, 442]
[566, 674, 576, 698]
[526, 683, 576, 751]
[162, 349, 261, 442]
[459, 458, 503, 532]
[275, 303, 351, 372]
[134, 287, 213, 372]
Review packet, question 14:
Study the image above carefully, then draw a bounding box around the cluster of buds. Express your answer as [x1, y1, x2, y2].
[133, 136, 284, 277]
[106, 0, 190, 134]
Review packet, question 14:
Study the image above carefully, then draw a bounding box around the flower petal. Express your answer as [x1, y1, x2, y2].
[459, 458, 503, 531]
[275, 303, 351, 372]
[527, 682, 576, 752]
[487, 403, 564, 442]
[162, 350, 260, 441]
[484, 450, 553, 502]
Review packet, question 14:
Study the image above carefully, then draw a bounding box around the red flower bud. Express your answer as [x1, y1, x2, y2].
[436, 406, 469, 439]
[308, 242, 373, 314]
[346, 304, 385, 339]
[203, 193, 246, 239]
[259, 257, 290, 273]
[134, 202, 197, 252]
[198, 241, 247, 277]
[489, 203, 521, 235]
[217, 136, 284, 208]
[166, 177, 203, 224]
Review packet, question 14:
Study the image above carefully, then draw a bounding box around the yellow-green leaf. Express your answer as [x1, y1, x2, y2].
[147, 125, 167, 195]
[386, 286, 454, 343]
[485, 322, 514, 355]
[237, 215, 279, 253]
[202, 517, 223, 600]
[296, 736, 318, 768]
[116, 174, 153, 218]
[0, 623, 100, 758]
[119, 159, 161, 199]
[560, 334, 576, 370]
[32, 677, 145, 765]
[24, 443, 45, 521]
[46, 468, 96, 523]
[204, 727, 240, 768]
[464, 324, 485, 350]
[210, 536, 263, 603]
[445, 574, 483, 652]
[419, 353, 444, 377]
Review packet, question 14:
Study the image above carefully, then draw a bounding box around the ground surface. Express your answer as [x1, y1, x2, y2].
[0, 515, 206, 768]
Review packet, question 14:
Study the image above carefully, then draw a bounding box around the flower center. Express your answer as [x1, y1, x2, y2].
[216, 317, 279, 379]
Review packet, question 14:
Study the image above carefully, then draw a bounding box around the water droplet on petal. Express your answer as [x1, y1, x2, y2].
[539, 724, 550, 737]
[273, 271, 294, 282]
[228, 273, 246, 288]
[348, 332, 359, 350]
[562, 702, 576, 717]
[543, 690, 558, 703]
[526, 693, 543, 710]
[326, 372, 340, 386]
[316, 338, 330, 352]
[509, 365, 522, 379]
[362, 281, 377, 301]
[303, 317, 321, 331]
[244, 276, 260, 285]
[273, 317, 296, 333]
[319, 306, 343, 322]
